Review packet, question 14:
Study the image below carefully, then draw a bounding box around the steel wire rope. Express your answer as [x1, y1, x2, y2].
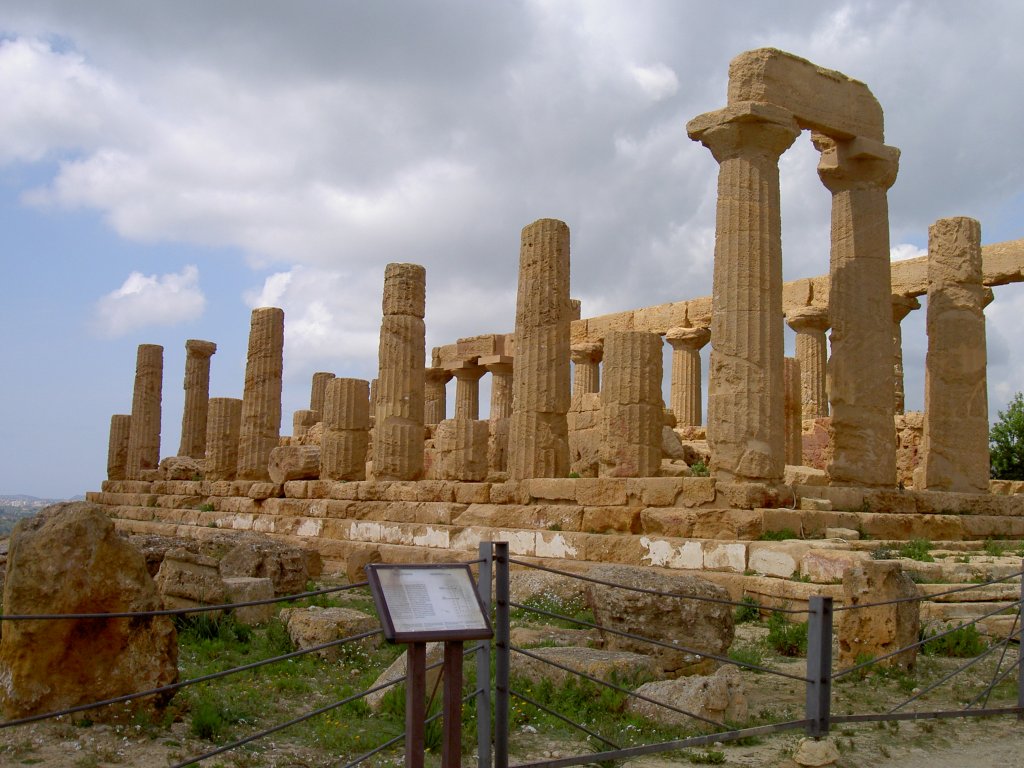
[0, 628, 382, 729]
[888, 623, 1020, 713]
[510, 645, 727, 729]
[834, 600, 1020, 679]
[0, 582, 370, 621]
[832, 569, 1024, 612]
[508, 557, 804, 614]
[508, 687, 620, 749]
[510, 601, 810, 682]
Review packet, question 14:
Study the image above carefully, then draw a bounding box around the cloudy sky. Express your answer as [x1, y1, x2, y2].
[1, 1, 1022, 498]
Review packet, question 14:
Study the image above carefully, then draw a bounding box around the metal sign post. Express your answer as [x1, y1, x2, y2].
[367, 564, 494, 768]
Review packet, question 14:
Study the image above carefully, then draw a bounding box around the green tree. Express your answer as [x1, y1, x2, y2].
[990, 392, 1024, 480]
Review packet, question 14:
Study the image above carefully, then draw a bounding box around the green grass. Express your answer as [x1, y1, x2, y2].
[728, 644, 767, 671]
[897, 539, 935, 562]
[733, 596, 761, 624]
[921, 623, 988, 658]
[758, 528, 799, 541]
[510, 592, 594, 629]
[983, 538, 1007, 557]
[765, 611, 807, 657]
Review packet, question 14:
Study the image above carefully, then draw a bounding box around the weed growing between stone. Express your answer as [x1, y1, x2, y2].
[733, 595, 761, 624]
[765, 611, 807, 657]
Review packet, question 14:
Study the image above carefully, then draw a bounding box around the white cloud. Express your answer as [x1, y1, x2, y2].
[628, 63, 679, 101]
[891, 243, 927, 261]
[93, 265, 205, 337]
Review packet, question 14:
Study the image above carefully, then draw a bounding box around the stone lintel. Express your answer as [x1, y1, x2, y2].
[686, 101, 798, 142]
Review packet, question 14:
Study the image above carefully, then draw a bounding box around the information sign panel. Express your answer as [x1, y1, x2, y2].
[366, 563, 493, 643]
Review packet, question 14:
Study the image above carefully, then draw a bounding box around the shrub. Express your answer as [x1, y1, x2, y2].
[990, 392, 1024, 480]
[983, 538, 1006, 557]
[766, 611, 807, 657]
[922, 623, 988, 657]
[734, 595, 761, 623]
[689, 461, 710, 477]
[897, 539, 934, 562]
[728, 644, 766, 671]
[759, 529, 799, 541]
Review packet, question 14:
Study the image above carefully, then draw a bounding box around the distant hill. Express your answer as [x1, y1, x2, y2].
[0, 494, 82, 536]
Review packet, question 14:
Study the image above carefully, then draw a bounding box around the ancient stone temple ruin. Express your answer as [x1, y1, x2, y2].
[88, 49, 1024, 628]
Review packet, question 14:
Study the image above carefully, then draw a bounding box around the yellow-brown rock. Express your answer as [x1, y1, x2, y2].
[838, 560, 919, 670]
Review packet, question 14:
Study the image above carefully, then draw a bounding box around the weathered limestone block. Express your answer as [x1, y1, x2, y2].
[223, 576, 275, 626]
[838, 561, 919, 670]
[237, 308, 285, 481]
[434, 419, 489, 481]
[793, 737, 841, 767]
[178, 339, 217, 459]
[218, 534, 321, 596]
[508, 219, 572, 479]
[626, 666, 747, 730]
[126, 343, 164, 479]
[895, 411, 923, 489]
[268, 445, 321, 484]
[107, 413, 131, 480]
[664, 325, 710, 427]
[279, 606, 379, 660]
[0, 503, 178, 718]
[817, 134, 899, 487]
[687, 102, 799, 483]
[918, 217, 989, 492]
[375, 264, 426, 480]
[292, 409, 318, 440]
[155, 548, 227, 608]
[321, 378, 371, 481]
[600, 331, 663, 478]
[570, 341, 603, 397]
[568, 392, 602, 478]
[158, 455, 202, 481]
[584, 565, 734, 676]
[205, 397, 243, 481]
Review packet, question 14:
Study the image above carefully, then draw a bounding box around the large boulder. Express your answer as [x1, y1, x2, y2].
[0, 503, 178, 719]
[838, 560, 920, 670]
[626, 666, 747, 729]
[584, 565, 734, 677]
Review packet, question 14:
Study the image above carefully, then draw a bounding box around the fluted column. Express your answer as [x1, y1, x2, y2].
[785, 306, 830, 419]
[687, 103, 800, 482]
[206, 398, 243, 481]
[126, 343, 164, 479]
[664, 325, 711, 427]
[236, 307, 285, 481]
[570, 341, 603, 397]
[374, 263, 426, 480]
[178, 339, 217, 459]
[482, 356, 513, 473]
[816, 134, 900, 487]
[508, 219, 572, 480]
[784, 356, 802, 466]
[424, 367, 452, 426]
[599, 331, 663, 477]
[451, 361, 486, 420]
[891, 294, 920, 415]
[310, 372, 335, 420]
[918, 217, 989, 492]
[107, 414, 131, 481]
[321, 378, 370, 481]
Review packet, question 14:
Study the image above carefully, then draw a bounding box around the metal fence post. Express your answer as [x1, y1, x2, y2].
[476, 542, 493, 768]
[805, 595, 833, 737]
[494, 541, 510, 768]
[1018, 560, 1023, 719]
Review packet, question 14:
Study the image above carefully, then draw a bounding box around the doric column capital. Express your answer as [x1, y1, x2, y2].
[785, 305, 830, 333]
[480, 354, 513, 377]
[687, 102, 800, 164]
[814, 134, 900, 193]
[448, 359, 486, 382]
[185, 339, 217, 358]
[570, 341, 603, 365]
[891, 294, 921, 323]
[664, 325, 711, 351]
[425, 366, 453, 385]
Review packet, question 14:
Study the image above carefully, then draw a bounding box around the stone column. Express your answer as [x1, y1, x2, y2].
[292, 409, 317, 439]
[310, 372, 335, 420]
[107, 414, 131, 481]
[424, 367, 452, 426]
[917, 217, 989, 492]
[508, 219, 572, 480]
[374, 263, 426, 480]
[599, 331, 663, 477]
[482, 356, 513, 473]
[784, 357, 802, 466]
[206, 398, 243, 481]
[891, 294, 920, 415]
[125, 343, 164, 479]
[451, 361, 486, 420]
[236, 307, 285, 481]
[785, 306, 830, 419]
[570, 341, 603, 397]
[687, 103, 800, 482]
[664, 326, 711, 427]
[321, 378, 370, 481]
[177, 339, 217, 459]
[816, 134, 900, 487]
